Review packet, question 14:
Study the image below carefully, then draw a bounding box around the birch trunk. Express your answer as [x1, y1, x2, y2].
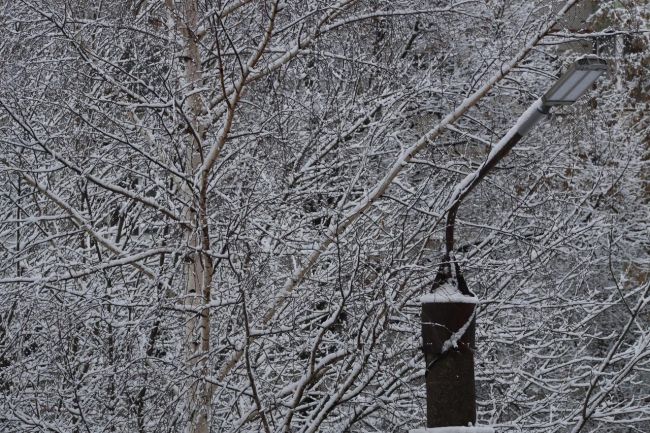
[170, 0, 215, 432]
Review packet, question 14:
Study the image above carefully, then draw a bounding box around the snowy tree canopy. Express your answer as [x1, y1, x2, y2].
[1, 1, 648, 432]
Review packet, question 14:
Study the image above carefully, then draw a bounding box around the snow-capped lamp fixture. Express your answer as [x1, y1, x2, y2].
[542, 56, 608, 106]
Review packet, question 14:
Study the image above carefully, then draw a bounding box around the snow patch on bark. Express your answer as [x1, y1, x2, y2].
[440, 307, 476, 354]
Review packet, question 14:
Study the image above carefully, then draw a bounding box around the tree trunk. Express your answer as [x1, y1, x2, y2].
[170, 0, 215, 432]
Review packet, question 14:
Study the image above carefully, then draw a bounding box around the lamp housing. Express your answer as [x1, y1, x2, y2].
[542, 56, 608, 106]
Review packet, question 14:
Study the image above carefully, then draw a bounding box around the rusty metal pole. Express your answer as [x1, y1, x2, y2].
[421, 262, 478, 428]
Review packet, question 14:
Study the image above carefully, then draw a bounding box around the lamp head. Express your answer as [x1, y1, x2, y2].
[542, 56, 608, 106]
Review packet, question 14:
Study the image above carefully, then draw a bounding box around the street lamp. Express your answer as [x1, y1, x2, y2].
[418, 56, 608, 431]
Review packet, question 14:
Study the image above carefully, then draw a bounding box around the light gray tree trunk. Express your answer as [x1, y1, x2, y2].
[168, 0, 215, 431]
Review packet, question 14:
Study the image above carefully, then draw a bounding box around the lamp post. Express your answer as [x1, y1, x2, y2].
[419, 56, 608, 431]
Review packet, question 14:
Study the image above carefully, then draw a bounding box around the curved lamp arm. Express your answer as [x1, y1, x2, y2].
[442, 56, 607, 261]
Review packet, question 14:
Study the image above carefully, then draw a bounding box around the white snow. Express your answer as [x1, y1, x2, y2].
[441, 308, 476, 353]
[420, 283, 478, 304]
